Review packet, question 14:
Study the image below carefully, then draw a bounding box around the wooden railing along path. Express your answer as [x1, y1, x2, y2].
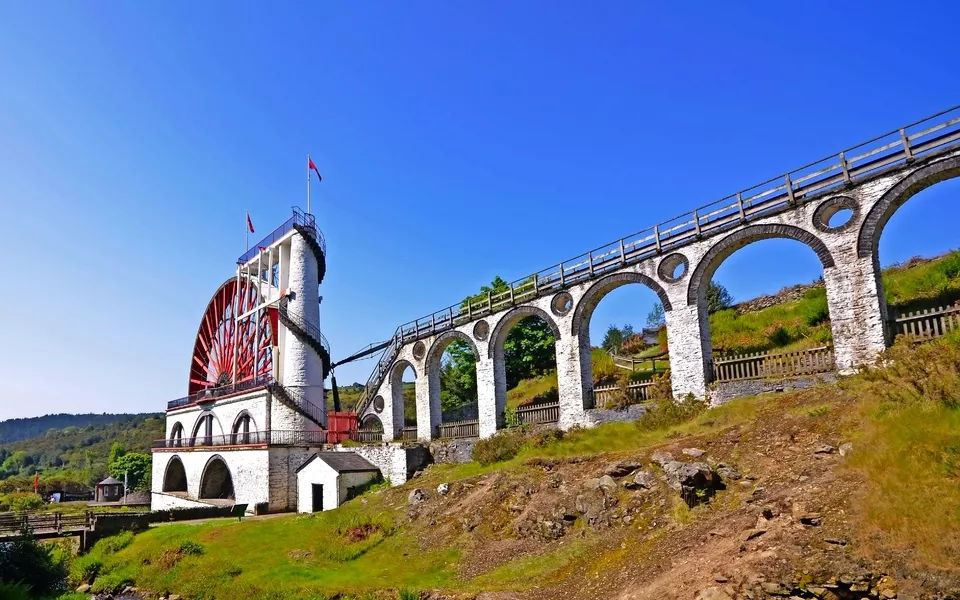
[611, 353, 667, 373]
[891, 304, 960, 338]
[0, 511, 93, 536]
[713, 346, 835, 382]
[591, 381, 655, 407]
[437, 419, 480, 439]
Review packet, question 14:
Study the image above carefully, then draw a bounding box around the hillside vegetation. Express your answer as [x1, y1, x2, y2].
[65, 335, 960, 599]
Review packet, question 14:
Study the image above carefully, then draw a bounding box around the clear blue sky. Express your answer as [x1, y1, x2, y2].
[1, 2, 959, 419]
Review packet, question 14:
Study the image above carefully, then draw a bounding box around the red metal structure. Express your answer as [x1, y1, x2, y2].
[188, 278, 276, 394]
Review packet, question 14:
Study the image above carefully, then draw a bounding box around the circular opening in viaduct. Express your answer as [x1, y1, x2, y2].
[813, 196, 859, 233]
[473, 319, 490, 341]
[658, 253, 688, 283]
[412, 341, 426, 360]
[551, 292, 574, 316]
[373, 395, 385, 413]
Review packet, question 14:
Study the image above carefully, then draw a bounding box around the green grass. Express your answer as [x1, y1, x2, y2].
[506, 371, 558, 410]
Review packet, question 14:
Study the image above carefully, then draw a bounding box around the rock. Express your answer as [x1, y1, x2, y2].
[650, 450, 674, 467]
[169, 596, 182, 600]
[744, 528, 767, 541]
[814, 444, 836, 454]
[682, 447, 706, 458]
[660, 460, 722, 500]
[825, 537, 848, 545]
[624, 470, 656, 490]
[695, 587, 733, 600]
[437, 483, 450, 495]
[716, 462, 742, 480]
[604, 460, 641, 477]
[408, 488, 426, 504]
[583, 478, 601, 490]
[839, 442, 854, 457]
[800, 513, 823, 526]
[537, 519, 565, 540]
[739, 480, 753, 490]
[760, 582, 788, 595]
[575, 494, 591, 515]
[75, 584, 91, 594]
[597, 475, 618, 494]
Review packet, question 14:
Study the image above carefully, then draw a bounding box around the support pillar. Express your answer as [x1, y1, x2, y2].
[476, 355, 498, 438]
[666, 304, 709, 400]
[823, 256, 887, 374]
[555, 333, 589, 429]
[415, 371, 438, 441]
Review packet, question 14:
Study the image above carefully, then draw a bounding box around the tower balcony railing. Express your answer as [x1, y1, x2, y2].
[237, 207, 325, 265]
[151, 429, 328, 450]
[167, 374, 274, 411]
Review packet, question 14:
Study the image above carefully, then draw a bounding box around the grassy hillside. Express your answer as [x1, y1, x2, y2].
[0, 414, 155, 445]
[0, 414, 163, 492]
[67, 335, 960, 599]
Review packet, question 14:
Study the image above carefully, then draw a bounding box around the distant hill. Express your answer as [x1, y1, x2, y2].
[0, 413, 156, 445]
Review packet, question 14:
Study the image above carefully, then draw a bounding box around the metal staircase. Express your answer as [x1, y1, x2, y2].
[277, 296, 332, 376]
[267, 380, 326, 429]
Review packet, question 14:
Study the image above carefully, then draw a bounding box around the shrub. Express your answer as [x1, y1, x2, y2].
[802, 288, 830, 327]
[636, 394, 708, 432]
[5, 492, 43, 512]
[0, 581, 30, 600]
[936, 249, 960, 279]
[604, 369, 636, 410]
[90, 571, 134, 595]
[591, 348, 619, 385]
[398, 589, 421, 600]
[767, 325, 792, 347]
[178, 540, 204, 556]
[472, 430, 524, 465]
[527, 428, 564, 448]
[863, 338, 960, 409]
[71, 554, 103, 585]
[98, 530, 135, 554]
[0, 529, 69, 597]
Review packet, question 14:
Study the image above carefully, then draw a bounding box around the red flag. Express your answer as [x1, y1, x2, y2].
[33, 474, 39, 493]
[308, 158, 322, 182]
[246, 213, 255, 233]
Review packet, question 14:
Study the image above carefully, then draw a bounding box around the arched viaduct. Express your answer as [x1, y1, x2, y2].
[358, 108, 960, 441]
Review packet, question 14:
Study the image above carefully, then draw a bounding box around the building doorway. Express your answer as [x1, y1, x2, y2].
[311, 484, 323, 512]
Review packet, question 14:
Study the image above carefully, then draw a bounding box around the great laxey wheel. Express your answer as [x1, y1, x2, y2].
[188, 278, 277, 394]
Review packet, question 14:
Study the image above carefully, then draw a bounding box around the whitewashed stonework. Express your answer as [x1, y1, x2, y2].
[295, 455, 379, 513]
[360, 148, 960, 438]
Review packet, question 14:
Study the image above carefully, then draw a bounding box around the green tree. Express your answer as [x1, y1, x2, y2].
[646, 303, 665, 328]
[108, 452, 151, 491]
[439, 339, 478, 412]
[1, 451, 32, 475]
[107, 442, 126, 468]
[601, 325, 624, 354]
[706, 281, 734, 314]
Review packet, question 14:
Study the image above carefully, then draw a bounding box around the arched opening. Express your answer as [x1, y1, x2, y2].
[360, 414, 383, 433]
[389, 360, 417, 438]
[859, 158, 960, 342]
[231, 411, 256, 445]
[199, 455, 234, 500]
[490, 307, 561, 425]
[162, 456, 187, 493]
[572, 273, 671, 408]
[687, 225, 837, 381]
[190, 412, 222, 447]
[169, 422, 184, 448]
[426, 332, 480, 438]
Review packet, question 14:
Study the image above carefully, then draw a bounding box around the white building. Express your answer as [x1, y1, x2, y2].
[295, 452, 380, 513]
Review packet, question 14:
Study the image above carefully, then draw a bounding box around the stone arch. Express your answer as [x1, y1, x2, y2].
[360, 414, 384, 432]
[686, 224, 835, 307]
[571, 271, 672, 337]
[189, 411, 224, 446]
[426, 330, 480, 369]
[425, 330, 482, 428]
[389, 359, 417, 431]
[162, 455, 188, 493]
[169, 422, 184, 447]
[199, 454, 234, 500]
[857, 155, 960, 259]
[488, 305, 561, 359]
[231, 410, 256, 444]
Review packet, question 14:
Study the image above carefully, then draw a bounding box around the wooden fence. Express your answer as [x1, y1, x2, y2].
[437, 419, 480, 439]
[891, 304, 960, 338]
[612, 354, 667, 373]
[353, 428, 384, 443]
[514, 403, 560, 426]
[591, 381, 655, 407]
[713, 346, 835, 382]
[398, 426, 418, 441]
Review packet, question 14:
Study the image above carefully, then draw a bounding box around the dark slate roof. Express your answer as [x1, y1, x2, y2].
[98, 477, 122, 485]
[296, 452, 379, 474]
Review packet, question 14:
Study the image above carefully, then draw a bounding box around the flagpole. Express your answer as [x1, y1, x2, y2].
[245, 212, 249, 251]
[307, 154, 312, 216]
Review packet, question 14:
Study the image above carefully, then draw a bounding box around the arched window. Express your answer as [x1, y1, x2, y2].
[170, 422, 184, 448]
[191, 414, 215, 447]
[232, 412, 254, 445]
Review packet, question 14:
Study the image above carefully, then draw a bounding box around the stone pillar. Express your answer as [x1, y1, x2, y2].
[823, 256, 887, 374]
[555, 333, 588, 429]
[475, 354, 498, 438]
[415, 370, 438, 441]
[374, 380, 400, 443]
[666, 304, 708, 400]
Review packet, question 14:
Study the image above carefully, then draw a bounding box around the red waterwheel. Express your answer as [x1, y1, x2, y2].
[188, 278, 275, 395]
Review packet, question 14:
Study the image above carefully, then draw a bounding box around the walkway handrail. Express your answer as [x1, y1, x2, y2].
[167, 374, 273, 411]
[358, 105, 960, 413]
[152, 429, 328, 449]
[237, 207, 325, 265]
[277, 296, 331, 356]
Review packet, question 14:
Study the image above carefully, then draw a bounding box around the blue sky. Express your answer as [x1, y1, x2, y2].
[1, 2, 959, 419]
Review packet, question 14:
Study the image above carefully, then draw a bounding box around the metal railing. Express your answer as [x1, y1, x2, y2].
[591, 381, 655, 407]
[437, 419, 480, 439]
[277, 296, 331, 358]
[268, 382, 327, 428]
[152, 429, 328, 449]
[512, 403, 560, 426]
[892, 303, 960, 338]
[0, 512, 92, 535]
[358, 105, 960, 412]
[167, 374, 273, 411]
[352, 428, 385, 443]
[713, 346, 835, 382]
[237, 207, 326, 265]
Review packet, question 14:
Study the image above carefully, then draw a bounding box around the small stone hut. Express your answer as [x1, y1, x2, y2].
[296, 452, 380, 513]
[96, 476, 124, 502]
